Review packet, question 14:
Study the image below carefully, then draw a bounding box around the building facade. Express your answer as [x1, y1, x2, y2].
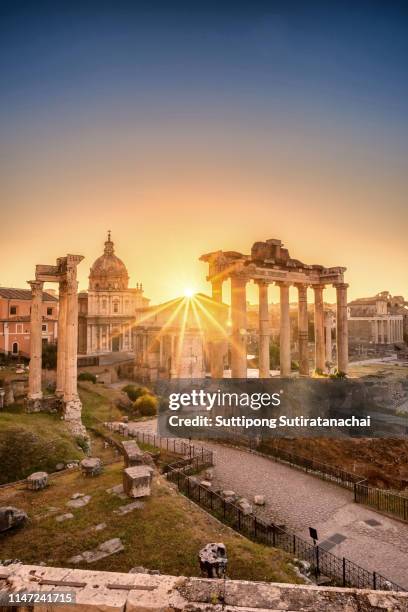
[78, 233, 149, 355]
[348, 292, 404, 347]
[0, 288, 58, 358]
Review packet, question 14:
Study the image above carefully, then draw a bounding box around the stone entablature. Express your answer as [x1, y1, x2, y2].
[0, 564, 407, 611]
[200, 238, 348, 377]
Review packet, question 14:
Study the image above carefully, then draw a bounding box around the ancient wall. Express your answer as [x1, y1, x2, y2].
[0, 564, 407, 611]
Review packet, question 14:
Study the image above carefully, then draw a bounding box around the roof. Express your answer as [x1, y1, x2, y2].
[0, 288, 58, 302]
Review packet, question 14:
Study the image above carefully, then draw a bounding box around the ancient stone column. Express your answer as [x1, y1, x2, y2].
[313, 285, 325, 372]
[373, 319, 379, 344]
[278, 282, 291, 377]
[64, 276, 80, 403]
[28, 280, 44, 401]
[211, 278, 223, 303]
[56, 280, 67, 398]
[296, 284, 309, 376]
[335, 283, 349, 374]
[209, 277, 225, 378]
[325, 311, 333, 364]
[257, 281, 270, 378]
[230, 274, 247, 378]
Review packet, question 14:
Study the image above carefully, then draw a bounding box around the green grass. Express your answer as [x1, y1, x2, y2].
[0, 462, 302, 584]
[0, 407, 83, 484]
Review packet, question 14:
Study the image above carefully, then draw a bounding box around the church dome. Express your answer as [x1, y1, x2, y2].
[89, 232, 129, 291]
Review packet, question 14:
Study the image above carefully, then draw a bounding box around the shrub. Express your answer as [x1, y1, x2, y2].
[78, 371, 97, 383]
[134, 393, 158, 417]
[123, 384, 150, 402]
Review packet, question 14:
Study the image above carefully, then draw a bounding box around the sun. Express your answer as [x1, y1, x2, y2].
[183, 287, 195, 298]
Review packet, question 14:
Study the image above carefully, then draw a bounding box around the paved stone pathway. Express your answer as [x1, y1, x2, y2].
[130, 419, 408, 589]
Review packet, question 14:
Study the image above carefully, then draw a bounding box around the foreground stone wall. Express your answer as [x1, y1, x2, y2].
[0, 564, 407, 611]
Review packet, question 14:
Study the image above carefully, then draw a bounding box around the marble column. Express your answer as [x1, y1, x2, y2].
[325, 311, 333, 364]
[56, 280, 67, 398]
[373, 319, 379, 344]
[64, 277, 80, 403]
[278, 282, 291, 377]
[296, 284, 309, 376]
[313, 285, 325, 372]
[209, 277, 225, 378]
[387, 319, 391, 344]
[211, 278, 223, 303]
[230, 274, 247, 378]
[257, 280, 270, 378]
[335, 283, 349, 374]
[28, 280, 44, 400]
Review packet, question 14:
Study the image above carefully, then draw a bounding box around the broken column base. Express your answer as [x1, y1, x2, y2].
[63, 397, 89, 443]
[25, 396, 43, 413]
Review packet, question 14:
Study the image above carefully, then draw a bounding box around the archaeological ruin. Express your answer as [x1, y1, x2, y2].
[201, 238, 349, 378]
[26, 254, 86, 437]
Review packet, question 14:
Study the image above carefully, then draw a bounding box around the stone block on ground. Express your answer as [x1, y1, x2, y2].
[114, 501, 145, 515]
[123, 465, 153, 498]
[0, 507, 28, 532]
[200, 480, 212, 488]
[80, 457, 102, 477]
[66, 495, 91, 509]
[56, 513, 74, 522]
[238, 498, 253, 515]
[122, 440, 145, 467]
[198, 543, 228, 578]
[254, 495, 265, 506]
[68, 538, 124, 564]
[26, 471, 48, 491]
[220, 490, 238, 503]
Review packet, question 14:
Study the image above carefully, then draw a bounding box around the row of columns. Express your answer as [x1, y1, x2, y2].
[210, 276, 348, 378]
[372, 317, 403, 344]
[28, 277, 80, 404]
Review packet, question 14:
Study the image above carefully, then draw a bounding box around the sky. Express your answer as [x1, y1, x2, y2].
[1, 1, 407, 305]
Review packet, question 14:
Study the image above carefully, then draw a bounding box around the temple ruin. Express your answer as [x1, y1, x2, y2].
[200, 238, 348, 377]
[27, 254, 86, 437]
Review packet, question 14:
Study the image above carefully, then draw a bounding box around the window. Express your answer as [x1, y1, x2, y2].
[16, 324, 23, 334]
[10, 306, 17, 315]
[47, 307, 53, 316]
[42, 324, 47, 332]
[102, 299, 107, 309]
[12, 342, 18, 355]
[113, 301, 119, 313]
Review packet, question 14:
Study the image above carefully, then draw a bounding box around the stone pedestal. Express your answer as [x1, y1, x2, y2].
[122, 440, 144, 467]
[257, 281, 270, 378]
[278, 283, 291, 377]
[26, 471, 48, 490]
[123, 465, 153, 498]
[296, 284, 309, 376]
[81, 457, 102, 477]
[28, 280, 44, 401]
[230, 274, 247, 378]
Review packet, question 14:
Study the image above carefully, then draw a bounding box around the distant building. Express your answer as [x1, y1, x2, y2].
[132, 294, 228, 381]
[0, 287, 58, 358]
[348, 292, 404, 347]
[78, 233, 149, 355]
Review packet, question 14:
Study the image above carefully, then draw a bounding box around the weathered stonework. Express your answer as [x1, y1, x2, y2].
[123, 465, 153, 498]
[0, 565, 407, 611]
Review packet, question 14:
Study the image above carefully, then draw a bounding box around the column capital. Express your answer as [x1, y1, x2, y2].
[230, 272, 248, 285]
[254, 279, 270, 287]
[276, 280, 291, 288]
[27, 279, 44, 293]
[312, 283, 325, 291]
[333, 282, 349, 290]
[295, 283, 308, 295]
